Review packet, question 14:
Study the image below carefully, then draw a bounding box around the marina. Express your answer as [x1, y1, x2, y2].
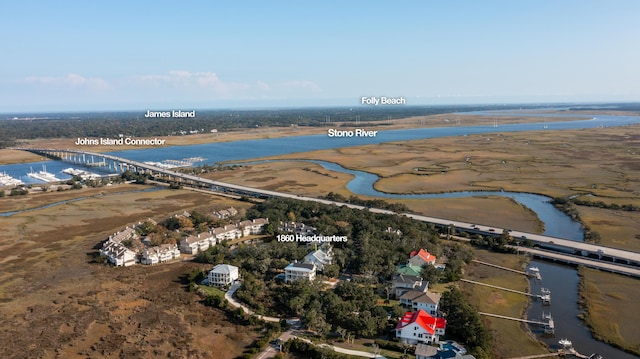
[26, 165, 61, 183]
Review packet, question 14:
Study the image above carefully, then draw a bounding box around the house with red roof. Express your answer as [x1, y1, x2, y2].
[395, 309, 446, 345]
[409, 249, 437, 267]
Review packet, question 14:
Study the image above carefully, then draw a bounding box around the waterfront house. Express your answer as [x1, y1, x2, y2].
[399, 290, 441, 316]
[395, 309, 446, 345]
[100, 240, 137, 267]
[99, 226, 139, 266]
[208, 264, 240, 286]
[284, 262, 316, 283]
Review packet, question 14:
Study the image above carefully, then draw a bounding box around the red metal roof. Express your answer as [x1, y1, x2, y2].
[410, 249, 437, 263]
[395, 309, 446, 334]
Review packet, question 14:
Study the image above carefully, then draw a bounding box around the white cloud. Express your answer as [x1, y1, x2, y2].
[256, 80, 271, 91]
[133, 70, 249, 94]
[22, 73, 110, 91]
[281, 80, 321, 92]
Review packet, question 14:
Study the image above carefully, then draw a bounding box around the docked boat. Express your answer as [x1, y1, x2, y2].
[0, 171, 24, 186]
[62, 167, 101, 180]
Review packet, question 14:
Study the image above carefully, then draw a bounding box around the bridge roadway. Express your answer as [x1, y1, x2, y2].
[21, 148, 640, 274]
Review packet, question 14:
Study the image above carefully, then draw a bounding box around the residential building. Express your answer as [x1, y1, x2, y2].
[110, 226, 138, 243]
[213, 207, 238, 219]
[284, 262, 316, 283]
[141, 243, 181, 265]
[399, 290, 442, 316]
[100, 240, 136, 267]
[409, 249, 437, 267]
[99, 226, 139, 266]
[392, 274, 425, 298]
[304, 246, 333, 271]
[213, 224, 242, 241]
[238, 218, 269, 236]
[208, 264, 239, 286]
[180, 231, 214, 254]
[280, 221, 317, 235]
[395, 310, 446, 345]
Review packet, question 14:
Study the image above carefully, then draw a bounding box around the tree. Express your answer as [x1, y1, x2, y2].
[440, 287, 491, 353]
[421, 264, 442, 284]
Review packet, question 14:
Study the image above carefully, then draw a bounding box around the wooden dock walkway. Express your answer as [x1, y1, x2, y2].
[478, 312, 547, 326]
[508, 353, 560, 358]
[472, 259, 528, 275]
[461, 278, 542, 298]
[509, 349, 589, 359]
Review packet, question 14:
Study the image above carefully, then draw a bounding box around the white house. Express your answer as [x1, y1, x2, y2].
[180, 231, 214, 254]
[284, 262, 316, 283]
[395, 310, 447, 345]
[213, 224, 242, 241]
[208, 264, 239, 286]
[399, 290, 441, 316]
[100, 240, 137, 267]
[239, 218, 269, 236]
[99, 226, 139, 266]
[304, 246, 333, 271]
[141, 243, 181, 265]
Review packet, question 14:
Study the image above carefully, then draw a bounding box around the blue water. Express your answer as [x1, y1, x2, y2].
[528, 261, 639, 359]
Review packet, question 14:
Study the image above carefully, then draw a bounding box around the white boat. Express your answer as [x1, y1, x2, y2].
[27, 165, 61, 183]
[0, 171, 24, 186]
[559, 338, 572, 348]
[62, 167, 101, 180]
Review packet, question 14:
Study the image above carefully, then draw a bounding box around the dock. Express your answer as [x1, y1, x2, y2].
[461, 278, 545, 299]
[472, 259, 528, 275]
[478, 312, 547, 326]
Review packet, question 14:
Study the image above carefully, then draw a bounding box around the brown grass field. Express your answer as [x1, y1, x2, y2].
[460, 248, 548, 358]
[0, 184, 257, 358]
[579, 267, 640, 356]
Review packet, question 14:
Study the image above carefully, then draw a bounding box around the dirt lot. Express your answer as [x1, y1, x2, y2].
[0, 185, 257, 359]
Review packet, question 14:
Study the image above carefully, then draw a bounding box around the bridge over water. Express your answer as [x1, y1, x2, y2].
[18, 148, 640, 278]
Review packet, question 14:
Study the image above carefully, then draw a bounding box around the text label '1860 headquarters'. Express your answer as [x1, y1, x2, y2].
[277, 234, 348, 243]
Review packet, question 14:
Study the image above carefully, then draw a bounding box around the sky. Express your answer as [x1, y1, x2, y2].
[1, 1, 639, 112]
